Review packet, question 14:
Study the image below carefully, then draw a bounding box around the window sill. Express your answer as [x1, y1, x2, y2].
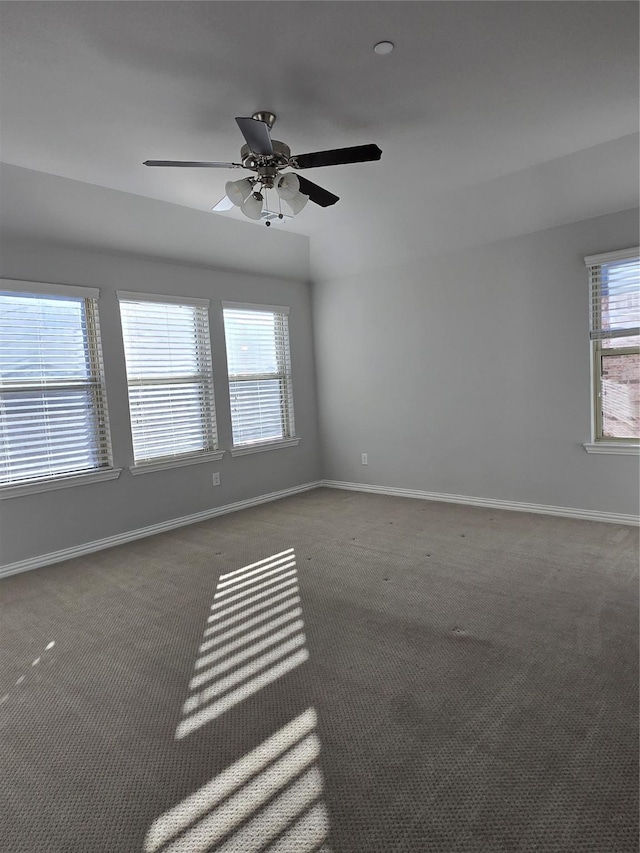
[0, 467, 122, 499]
[230, 437, 301, 457]
[129, 450, 225, 475]
[583, 442, 640, 456]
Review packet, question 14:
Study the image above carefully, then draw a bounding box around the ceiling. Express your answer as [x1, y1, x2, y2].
[0, 1, 638, 258]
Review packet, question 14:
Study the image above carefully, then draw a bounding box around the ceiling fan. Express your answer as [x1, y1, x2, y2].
[143, 111, 382, 225]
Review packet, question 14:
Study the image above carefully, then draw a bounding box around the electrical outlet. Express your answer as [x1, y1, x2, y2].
[361, 453, 368, 465]
[212, 472, 221, 486]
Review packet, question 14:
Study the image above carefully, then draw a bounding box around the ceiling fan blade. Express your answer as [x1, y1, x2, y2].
[143, 160, 243, 168]
[296, 175, 340, 207]
[235, 117, 274, 156]
[211, 196, 235, 212]
[292, 144, 382, 170]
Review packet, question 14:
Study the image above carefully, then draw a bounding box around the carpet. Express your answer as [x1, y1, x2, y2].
[1, 488, 638, 852]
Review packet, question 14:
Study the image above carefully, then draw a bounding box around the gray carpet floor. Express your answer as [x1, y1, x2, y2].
[1, 487, 638, 852]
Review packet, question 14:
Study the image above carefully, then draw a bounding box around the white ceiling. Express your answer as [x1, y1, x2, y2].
[1, 1, 638, 261]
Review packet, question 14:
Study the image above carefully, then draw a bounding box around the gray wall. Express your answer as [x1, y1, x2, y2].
[312, 208, 640, 516]
[0, 239, 320, 566]
[1, 162, 638, 569]
[0, 163, 311, 282]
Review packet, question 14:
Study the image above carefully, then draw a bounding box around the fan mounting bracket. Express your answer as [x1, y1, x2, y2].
[251, 111, 276, 129]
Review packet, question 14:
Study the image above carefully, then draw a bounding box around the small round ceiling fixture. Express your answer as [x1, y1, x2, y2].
[374, 41, 394, 55]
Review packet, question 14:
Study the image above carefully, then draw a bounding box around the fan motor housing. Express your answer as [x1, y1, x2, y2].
[240, 140, 291, 171]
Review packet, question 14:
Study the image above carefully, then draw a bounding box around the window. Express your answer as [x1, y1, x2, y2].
[586, 248, 640, 447]
[118, 293, 221, 470]
[0, 280, 114, 491]
[222, 303, 297, 452]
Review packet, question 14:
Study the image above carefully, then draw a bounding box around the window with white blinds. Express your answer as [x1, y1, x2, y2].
[0, 282, 112, 487]
[223, 304, 295, 448]
[118, 293, 219, 465]
[586, 248, 640, 442]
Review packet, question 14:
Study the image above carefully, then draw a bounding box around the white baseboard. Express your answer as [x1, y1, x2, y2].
[3, 477, 636, 580]
[321, 479, 640, 527]
[0, 481, 322, 579]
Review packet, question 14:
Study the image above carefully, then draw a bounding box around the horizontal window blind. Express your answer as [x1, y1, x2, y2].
[119, 296, 218, 464]
[588, 253, 640, 343]
[223, 306, 295, 447]
[0, 289, 111, 485]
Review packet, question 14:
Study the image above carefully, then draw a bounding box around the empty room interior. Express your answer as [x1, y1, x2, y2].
[1, 2, 639, 852]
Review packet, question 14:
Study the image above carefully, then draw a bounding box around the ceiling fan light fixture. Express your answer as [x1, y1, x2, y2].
[225, 178, 253, 206]
[276, 173, 300, 200]
[145, 109, 381, 221]
[284, 191, 310, 216]
[241, 192, 264, 220]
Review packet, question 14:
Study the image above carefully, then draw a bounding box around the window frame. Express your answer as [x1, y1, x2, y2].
[584, 248, 640, 455]
[222, 301, 300, 456]
[117, 291, 223, 473]
[0, 279, 120, 498]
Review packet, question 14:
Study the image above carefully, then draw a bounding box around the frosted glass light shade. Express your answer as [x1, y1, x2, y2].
[241, 193, 264, 220]
[285, 191, 309, 216]
[276, 173, 300, 200]
[225, 178, 253, 207]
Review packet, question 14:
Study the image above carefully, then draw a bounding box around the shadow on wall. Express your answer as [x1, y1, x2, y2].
[144, 548, 333, 853]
